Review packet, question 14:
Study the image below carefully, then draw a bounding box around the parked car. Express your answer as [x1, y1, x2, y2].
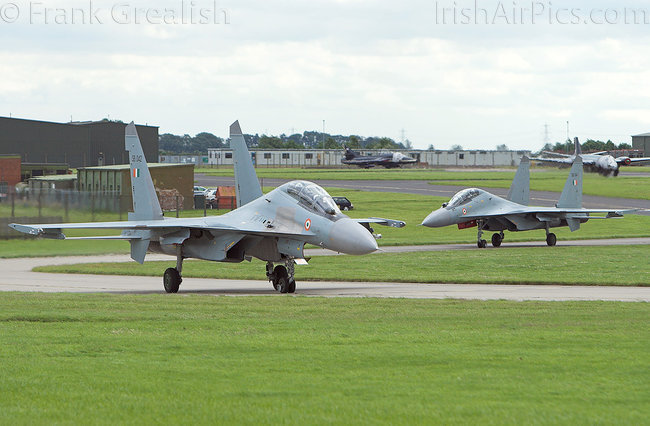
[332, 196, 354, 211]
[193, 186, 208, 196]
[205, 189, 217, 208]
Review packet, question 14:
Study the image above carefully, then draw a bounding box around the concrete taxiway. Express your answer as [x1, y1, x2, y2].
[2, 238, 649, 301]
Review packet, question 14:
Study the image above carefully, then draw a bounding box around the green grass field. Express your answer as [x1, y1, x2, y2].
[0, 294, 647, 424]
[197, 167, 650, 199]
[35, 245, 650, 286]
[3, 189, 649, 258]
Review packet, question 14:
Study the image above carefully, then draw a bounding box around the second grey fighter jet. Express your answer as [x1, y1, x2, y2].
[421, 156, 636, 248]
[10, 121, 405, 293]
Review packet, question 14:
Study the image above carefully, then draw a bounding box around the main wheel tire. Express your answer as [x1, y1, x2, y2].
[273, 265, 289, 293]
[163, 268, 182, 294]
[478, 239, 487, 249]
[287, 279, 296, 294]
[491, 233, 502, 248]
[546, 233, 557, 247]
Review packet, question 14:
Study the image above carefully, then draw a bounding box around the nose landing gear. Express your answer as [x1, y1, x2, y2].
[476, 220, 487, 248]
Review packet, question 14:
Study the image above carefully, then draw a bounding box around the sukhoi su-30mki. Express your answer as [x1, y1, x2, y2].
[421, 156, 637, 248]
[10, 121, 405, 293]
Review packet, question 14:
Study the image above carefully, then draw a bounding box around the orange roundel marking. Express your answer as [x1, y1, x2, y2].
[304, 218, 312, 231]
[462, 208, 467, 215]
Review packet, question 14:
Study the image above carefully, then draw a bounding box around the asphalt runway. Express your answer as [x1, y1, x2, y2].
[197, 175, 650, 216]
[3, 238, 649, 301]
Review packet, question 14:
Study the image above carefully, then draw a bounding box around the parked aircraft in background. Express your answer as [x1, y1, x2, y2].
[421, 156, 636, 248]
[342, 146, 417, 168]
[10, 121, 405, 294]
[532, 137, 650, 176]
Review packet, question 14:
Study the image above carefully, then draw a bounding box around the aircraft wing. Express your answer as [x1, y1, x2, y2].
[353, 217, 406, 228]
[541, 151, 571, 158]
[9, 217, 315, 240]
[626, 157, 650, 164]
[531, 156, 573, 165]
[462, 207, 638, 221]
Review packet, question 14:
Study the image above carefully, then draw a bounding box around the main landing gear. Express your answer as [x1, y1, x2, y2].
[163, 246, 184, 293]
[266, 260, 297, 294]
[545, 230, 557, 246]
[491, 232, 504, 248]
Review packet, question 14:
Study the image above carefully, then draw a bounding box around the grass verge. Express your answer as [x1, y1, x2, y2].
[0, 294, 648, 424]
[35, 245, 650, 286]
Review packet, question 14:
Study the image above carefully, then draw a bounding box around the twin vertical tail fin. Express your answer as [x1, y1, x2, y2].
[574, 137, 582, 156]
[125, 122, 162, 263]
[126, 122, 163, 221]
[230, 121, 263, 208]
[507, 156, 530, 206]
[557, 155, 583, 209]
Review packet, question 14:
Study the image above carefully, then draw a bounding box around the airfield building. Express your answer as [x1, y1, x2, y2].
[206, 148, 530, 168]
[77, 163, 194, 211]
[0, 117, 159, 169]
[632, 133, 650, 156]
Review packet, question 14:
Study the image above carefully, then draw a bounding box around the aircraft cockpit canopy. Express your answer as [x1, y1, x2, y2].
[446, 188, 481, 209]
[284, 181, 341, 216]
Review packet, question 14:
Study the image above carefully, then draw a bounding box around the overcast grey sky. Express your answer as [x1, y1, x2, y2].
[1, 0, 650, 149]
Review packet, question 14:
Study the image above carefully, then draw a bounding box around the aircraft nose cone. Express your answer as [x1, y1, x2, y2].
[421, 209, 452, 228]
[328, 218, 379, 255]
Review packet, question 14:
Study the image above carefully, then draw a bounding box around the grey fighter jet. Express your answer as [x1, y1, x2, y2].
[421, 156, 635, 248]
[533, 137, 650, 177]
[10, 121, 405, 293]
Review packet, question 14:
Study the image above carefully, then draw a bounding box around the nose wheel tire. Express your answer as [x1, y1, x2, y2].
[163, 268, 182, 293]
[546, 233, 557, 247]
[491, 233, 503, 247]
[477, 239, 487, 248]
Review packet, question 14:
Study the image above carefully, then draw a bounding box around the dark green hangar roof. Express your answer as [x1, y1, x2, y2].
[0, 117, 158, 168]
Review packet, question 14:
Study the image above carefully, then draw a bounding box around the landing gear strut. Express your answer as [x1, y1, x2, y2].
[163, 246, 184, 293]
[266, 260, 297, 294]
[545, 225, 557, 247]
[476, 220, 487, 248]
[491, 232, 504, 248]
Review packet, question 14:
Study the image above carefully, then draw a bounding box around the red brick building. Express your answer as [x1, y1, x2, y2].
[0, 155, 21, 195]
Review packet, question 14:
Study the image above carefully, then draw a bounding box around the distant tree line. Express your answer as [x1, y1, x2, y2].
[540, 139, 633, 154]
[159, 130, 410, 154]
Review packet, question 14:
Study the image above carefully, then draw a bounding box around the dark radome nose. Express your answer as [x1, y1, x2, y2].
[421, 209, 453, 228]
[328, 218, 379, 255]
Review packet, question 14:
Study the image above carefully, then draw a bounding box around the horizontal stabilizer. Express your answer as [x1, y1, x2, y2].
[354, 218, 406, 228]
